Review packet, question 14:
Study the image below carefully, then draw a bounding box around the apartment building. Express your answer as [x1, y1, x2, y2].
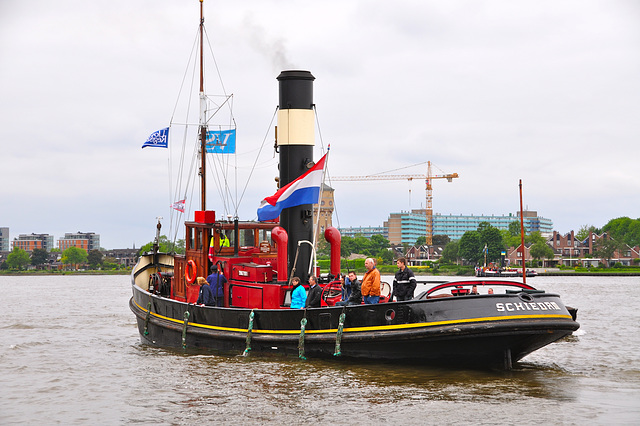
[0, 227, 9, 252]
[384, 210, 553, 245]
[58, 232, 101, 252]
[12, 233, 55, 252]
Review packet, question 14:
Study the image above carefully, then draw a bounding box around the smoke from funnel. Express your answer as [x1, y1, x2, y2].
[243, 14, 294, 71]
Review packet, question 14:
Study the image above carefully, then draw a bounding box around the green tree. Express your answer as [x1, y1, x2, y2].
[6, 247, 31, 270]
[508, 221, 521, 237]
[527, 231, 545, 245]
[340, 236, 356, 258]
[459, 231, 483, 265]
[415, 236, 426, 246]
[379, 249, 394, 264]
[603, 217, 640, 247]
[529, 242, 554, 266]
[576, 224, 601, 242]
[477, 221, 492, 233]
[31, 248, 49, 267]
[432, 234, 450, 246]
[87, 249, 104, 268]
[139, 235, 185, 255]
[502, 229, 520, 249]
[593, 237, 624, 267]
[479, 225, 504, 263]
[441, 240, 460, 264]
[369, 234, 390, 255]
[61, 246, 88, 269]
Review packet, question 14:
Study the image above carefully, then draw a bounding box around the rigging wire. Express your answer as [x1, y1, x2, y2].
[201, 25, 241, 217]
[369, 161, 428, 176]
[165, 26, 201, 244]
[314, 105, 341, 230]
[236, 106, 279, 212]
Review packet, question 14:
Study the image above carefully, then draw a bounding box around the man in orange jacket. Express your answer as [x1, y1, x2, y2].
[361, 258, 381, 304]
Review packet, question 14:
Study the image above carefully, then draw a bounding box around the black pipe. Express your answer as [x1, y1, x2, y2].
[277, 70, 315, 282]
[234, 217, 239, 256]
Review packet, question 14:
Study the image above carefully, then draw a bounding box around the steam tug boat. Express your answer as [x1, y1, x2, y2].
[129, 1, 579, 369]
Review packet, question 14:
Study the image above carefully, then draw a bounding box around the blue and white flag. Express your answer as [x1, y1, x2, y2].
[206, 129, 236, 154]
[257, 152, 328, 222]
[142, 127, 169, 149]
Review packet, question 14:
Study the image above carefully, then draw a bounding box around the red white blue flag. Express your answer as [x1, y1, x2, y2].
[171, 199, 185, 213]
[257, 152, 328, 222]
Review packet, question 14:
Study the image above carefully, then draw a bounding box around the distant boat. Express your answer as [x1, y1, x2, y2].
[129, 1, 579, 369]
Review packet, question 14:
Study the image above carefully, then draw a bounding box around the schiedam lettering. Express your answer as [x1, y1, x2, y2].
[496, 301, 561, 312]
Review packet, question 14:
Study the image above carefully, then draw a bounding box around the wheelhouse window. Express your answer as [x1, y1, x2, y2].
[188, 227, 194, 250]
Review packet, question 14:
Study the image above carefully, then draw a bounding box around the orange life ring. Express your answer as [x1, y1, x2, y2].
[185, 260, 197, 284]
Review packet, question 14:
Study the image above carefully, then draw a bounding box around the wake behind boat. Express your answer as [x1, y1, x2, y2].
[130, 1, 579, 369]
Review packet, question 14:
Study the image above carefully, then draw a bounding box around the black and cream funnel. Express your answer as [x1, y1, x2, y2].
[276, 70, 316, 282]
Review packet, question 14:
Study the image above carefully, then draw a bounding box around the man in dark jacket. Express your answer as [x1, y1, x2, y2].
[207, 265, 227, 307]
[392, 257, 417, 301]
[305, 275, 322, 308]
[335, 271, 362, 306]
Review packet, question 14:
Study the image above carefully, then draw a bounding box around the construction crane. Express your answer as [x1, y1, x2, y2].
[331, 161, 459, 245]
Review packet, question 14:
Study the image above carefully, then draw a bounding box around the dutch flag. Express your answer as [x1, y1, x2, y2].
[257, 152, 328, 222]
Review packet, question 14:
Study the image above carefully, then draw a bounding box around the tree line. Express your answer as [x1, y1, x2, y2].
[4, 216, 637, 271]
[2, 246, 118, 271]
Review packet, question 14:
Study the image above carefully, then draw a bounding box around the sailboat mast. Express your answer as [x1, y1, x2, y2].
[198, 0, 207, 211]
[519, 179, 526, 284]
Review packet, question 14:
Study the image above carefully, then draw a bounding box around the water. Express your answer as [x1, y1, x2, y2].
[1, 274, 639, 424]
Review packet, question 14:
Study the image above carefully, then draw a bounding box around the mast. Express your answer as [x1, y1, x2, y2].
[198, 0, 207, 211]
[519, 179, 526, 284]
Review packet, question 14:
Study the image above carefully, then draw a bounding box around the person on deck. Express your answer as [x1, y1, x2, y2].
[206, 264, 227, 307]
[196, 276, 215, 306]
[340, 273, 352, 301]
[217, 229, 230, 247]
[305, 275, 322, 308]
[290, 277, 306, 309]
[335, 271, 362, 306]
[361, 258, 381, 304]
[392, 257, 417, 301]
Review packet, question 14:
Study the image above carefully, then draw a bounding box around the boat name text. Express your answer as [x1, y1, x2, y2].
[496, 301, 561, 312]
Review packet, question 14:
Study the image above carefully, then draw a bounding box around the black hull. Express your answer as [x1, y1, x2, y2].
[130, 284, 578, 368]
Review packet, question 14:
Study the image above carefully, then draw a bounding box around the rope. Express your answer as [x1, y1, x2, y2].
[334, 311, 346, 357]
[182, 309, 190, 349]
[143, 299, 152, 336]
[290, 243, 301, 281]
[298, 316, 307, 360]
[243, 310, 255, 356]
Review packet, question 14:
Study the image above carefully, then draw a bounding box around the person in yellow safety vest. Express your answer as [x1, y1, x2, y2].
[218, 230, 230, 247]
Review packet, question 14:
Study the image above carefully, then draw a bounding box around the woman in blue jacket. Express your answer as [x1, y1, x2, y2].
[290, 277, 306, 309]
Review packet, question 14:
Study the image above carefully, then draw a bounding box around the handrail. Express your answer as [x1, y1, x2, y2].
[424, 279, 536, 296]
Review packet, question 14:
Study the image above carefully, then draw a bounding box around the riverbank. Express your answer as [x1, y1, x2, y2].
[2, 267, 639, 277]
[0, 270, 131, 276]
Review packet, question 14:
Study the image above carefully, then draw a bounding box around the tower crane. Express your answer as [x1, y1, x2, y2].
[331, 161, 459, 245]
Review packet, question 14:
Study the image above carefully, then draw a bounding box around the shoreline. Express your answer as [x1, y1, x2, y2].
[2, 270, 639, 277]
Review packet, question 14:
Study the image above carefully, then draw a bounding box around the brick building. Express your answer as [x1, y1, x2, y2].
[12, 233, 55, 252]
[58, 232, 101, 252]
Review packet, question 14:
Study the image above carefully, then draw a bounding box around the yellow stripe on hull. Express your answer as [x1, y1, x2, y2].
[133, 300, 573, 336]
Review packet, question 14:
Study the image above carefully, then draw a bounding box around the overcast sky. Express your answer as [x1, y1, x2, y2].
[1, 0, 639, 249]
